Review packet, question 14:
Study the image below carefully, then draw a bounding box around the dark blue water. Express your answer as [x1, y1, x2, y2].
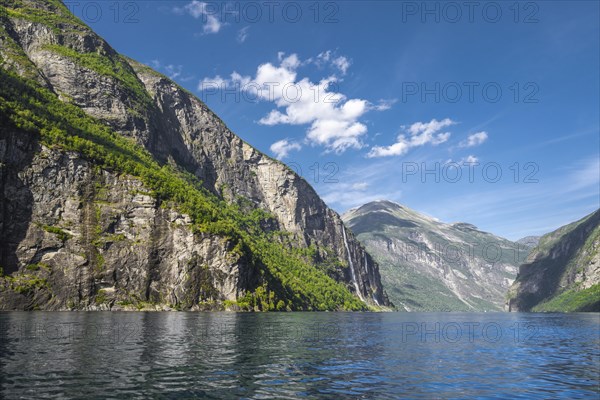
[0, 312, 598, 399]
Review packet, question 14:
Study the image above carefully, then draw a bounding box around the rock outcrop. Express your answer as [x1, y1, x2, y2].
[507, 209, 600, 312]
[0, 0, 389, 310]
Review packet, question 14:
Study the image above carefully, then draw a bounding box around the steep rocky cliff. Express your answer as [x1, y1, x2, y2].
[507, 209, 600, 312]
[0, 0, 389, 310]
[343, 201, 527, 311]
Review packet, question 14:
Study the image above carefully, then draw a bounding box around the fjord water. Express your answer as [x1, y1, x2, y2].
[0, 313, 598, 399]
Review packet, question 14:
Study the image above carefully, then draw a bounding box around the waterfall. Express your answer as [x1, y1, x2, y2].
[342, 227, 364, 302]
[372, 294, 380, 306]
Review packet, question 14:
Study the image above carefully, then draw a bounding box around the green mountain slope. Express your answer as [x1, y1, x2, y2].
[343, 201, 528, 311]
[507, 209, 600, 312]
[0, 0, 389, 311]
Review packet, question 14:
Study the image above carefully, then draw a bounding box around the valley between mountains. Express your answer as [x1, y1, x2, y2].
[343, 201, 599, 312]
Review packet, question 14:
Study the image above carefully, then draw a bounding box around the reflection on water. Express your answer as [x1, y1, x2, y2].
[0, 312, 598, 399]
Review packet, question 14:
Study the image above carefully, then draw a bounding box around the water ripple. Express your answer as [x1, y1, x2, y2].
[0, 312, 598, 399]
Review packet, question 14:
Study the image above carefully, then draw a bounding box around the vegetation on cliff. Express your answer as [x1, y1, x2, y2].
[0, 66, 366, 311]
[507, 210, 600, 312]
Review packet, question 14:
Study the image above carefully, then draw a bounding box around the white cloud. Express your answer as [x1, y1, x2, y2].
[372, 99, 397, 111]
[443, 155, 480, 165]
[150, 59, 161, 69]
[237, 26, 249, 43]
[564, 157, 600, 192]
[351, 182, 369, 191]
[164, 64, 182, 79]
[316, 51, 331, 63]
[460, 131, 488, 147]
[198, 74, 227, 90]
[367, 118, 455, 158]
[366, 141, 409, 158]
[270, 139, 301, 159]
[148, 60, 194, 82]
[332, 56, 350, 75]
[174, 1, 222, 34]
[200, 52, 390, 153]
[313, 51, 351, 75]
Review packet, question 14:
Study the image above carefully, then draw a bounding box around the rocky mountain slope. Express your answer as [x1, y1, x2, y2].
[0, 0, 389, 310]
[516, 236, 541, 248]
[507, 209, 600, 312]
[343, 201, 528, 311]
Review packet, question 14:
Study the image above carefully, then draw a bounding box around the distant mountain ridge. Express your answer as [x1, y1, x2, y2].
[516, 236, 541, 248]
[507, 209, 600, 312]
[343, 200, 528, 311]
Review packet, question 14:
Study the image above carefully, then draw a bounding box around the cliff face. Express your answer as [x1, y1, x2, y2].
[0, 0, 388, 310]
[0, 128, 251, 310]
[343, 201, 527, 311]
[507, 210, 600, 312]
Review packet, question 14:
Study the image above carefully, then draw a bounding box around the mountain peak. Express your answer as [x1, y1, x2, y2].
[343, 200, 525, 311]
[515, 236, 541, 248]
[0, 0, 390, 311]
[355, 200, 404, 213]
[451, 222, 479, 231]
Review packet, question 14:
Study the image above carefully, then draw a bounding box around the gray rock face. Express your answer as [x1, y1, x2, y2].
[0, 0, 388, 309]
[0, 129, 251, 310]
[343, 200, 527, 311]
[507, 210, 600, 312]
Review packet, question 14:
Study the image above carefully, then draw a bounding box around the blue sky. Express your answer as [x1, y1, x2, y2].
[67, 0, 599, 240]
